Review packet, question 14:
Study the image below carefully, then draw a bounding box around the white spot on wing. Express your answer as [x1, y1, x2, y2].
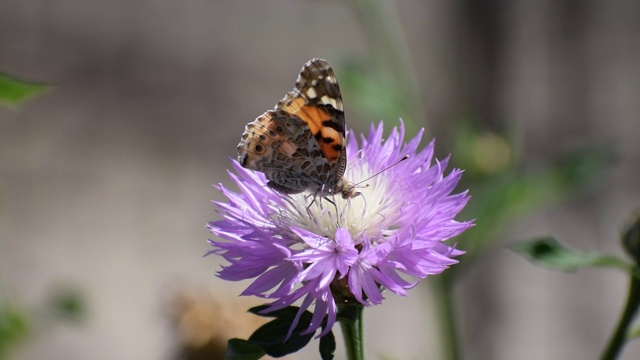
[320, 95, 340, 109]
[306, 87, 317, 98]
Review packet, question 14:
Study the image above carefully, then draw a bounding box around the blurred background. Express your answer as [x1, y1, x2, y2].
[1, 0, 639, 359]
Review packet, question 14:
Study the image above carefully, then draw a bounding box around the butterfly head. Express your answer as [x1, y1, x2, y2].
[337, 179, 362, 200]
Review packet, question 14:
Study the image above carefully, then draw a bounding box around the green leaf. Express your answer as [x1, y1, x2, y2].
[225, 338, 266, 360]
[246, 305, 335, 358]
[509, 237, 634, 275]
[248, 313, 315, 358]
[319, 329, 335, 360]
[248, 305, 300, 319]
[0, 73, 50, 107]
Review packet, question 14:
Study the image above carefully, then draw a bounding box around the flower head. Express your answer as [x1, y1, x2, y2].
[207, 121, 472, 338]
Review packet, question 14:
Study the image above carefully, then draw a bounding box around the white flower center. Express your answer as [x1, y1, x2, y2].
[279, 160, 404, 243]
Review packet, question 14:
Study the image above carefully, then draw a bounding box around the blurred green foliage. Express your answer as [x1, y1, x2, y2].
[342, 0, 425, 136]
[1, 70, 61, 359]
[447, 121, 611, 278]
[0, 306, 31, 360]
[46, 287, 87, 325]
[339, 61, 413, 130]
[0, 73, 50, 108]
[510, 237, 635, 275]
[0, 287, 86, 360]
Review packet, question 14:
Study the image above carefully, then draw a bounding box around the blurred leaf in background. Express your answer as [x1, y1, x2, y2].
[509, 237, 634, 275]
[0, 305, 31, 360]
[0, 73, 50, 108]
[0, 286, 85, 360]
[46, 286, 87, 325]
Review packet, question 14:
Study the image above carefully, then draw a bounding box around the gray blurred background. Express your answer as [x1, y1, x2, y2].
[1, 0, 639, 359]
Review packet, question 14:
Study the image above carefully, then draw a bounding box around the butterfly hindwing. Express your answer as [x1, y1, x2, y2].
[238, 109, 333, 193]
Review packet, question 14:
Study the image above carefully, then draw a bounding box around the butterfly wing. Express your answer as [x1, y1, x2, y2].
[276, 59, 347, 182]
[238, 109, 334, 193]
[237, 59, 347, 195]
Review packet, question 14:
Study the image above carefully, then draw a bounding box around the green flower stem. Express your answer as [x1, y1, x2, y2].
[601, 269, 640, 360]
[339, 305, 365, 360]
[433, 275, 459, 360]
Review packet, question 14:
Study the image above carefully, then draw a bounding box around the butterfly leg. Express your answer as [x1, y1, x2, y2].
[305, 193, 317, 209]
[321, 196, 344, 227]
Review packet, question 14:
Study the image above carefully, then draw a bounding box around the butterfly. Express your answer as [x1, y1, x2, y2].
[237, 58, 358, 199]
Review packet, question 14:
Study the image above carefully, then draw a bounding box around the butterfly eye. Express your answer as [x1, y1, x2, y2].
[254, 144, 266, 154]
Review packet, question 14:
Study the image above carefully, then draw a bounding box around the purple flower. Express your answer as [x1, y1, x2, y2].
[207, 121, 472, 338]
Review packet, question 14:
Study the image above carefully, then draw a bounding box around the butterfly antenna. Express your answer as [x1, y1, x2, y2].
[351, 155, 409, 189]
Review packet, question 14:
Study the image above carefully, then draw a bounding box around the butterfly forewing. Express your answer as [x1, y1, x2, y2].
[238, 58, 351, 196]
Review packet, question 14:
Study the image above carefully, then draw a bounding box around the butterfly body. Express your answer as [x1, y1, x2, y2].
[238, 59, 357, 199]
